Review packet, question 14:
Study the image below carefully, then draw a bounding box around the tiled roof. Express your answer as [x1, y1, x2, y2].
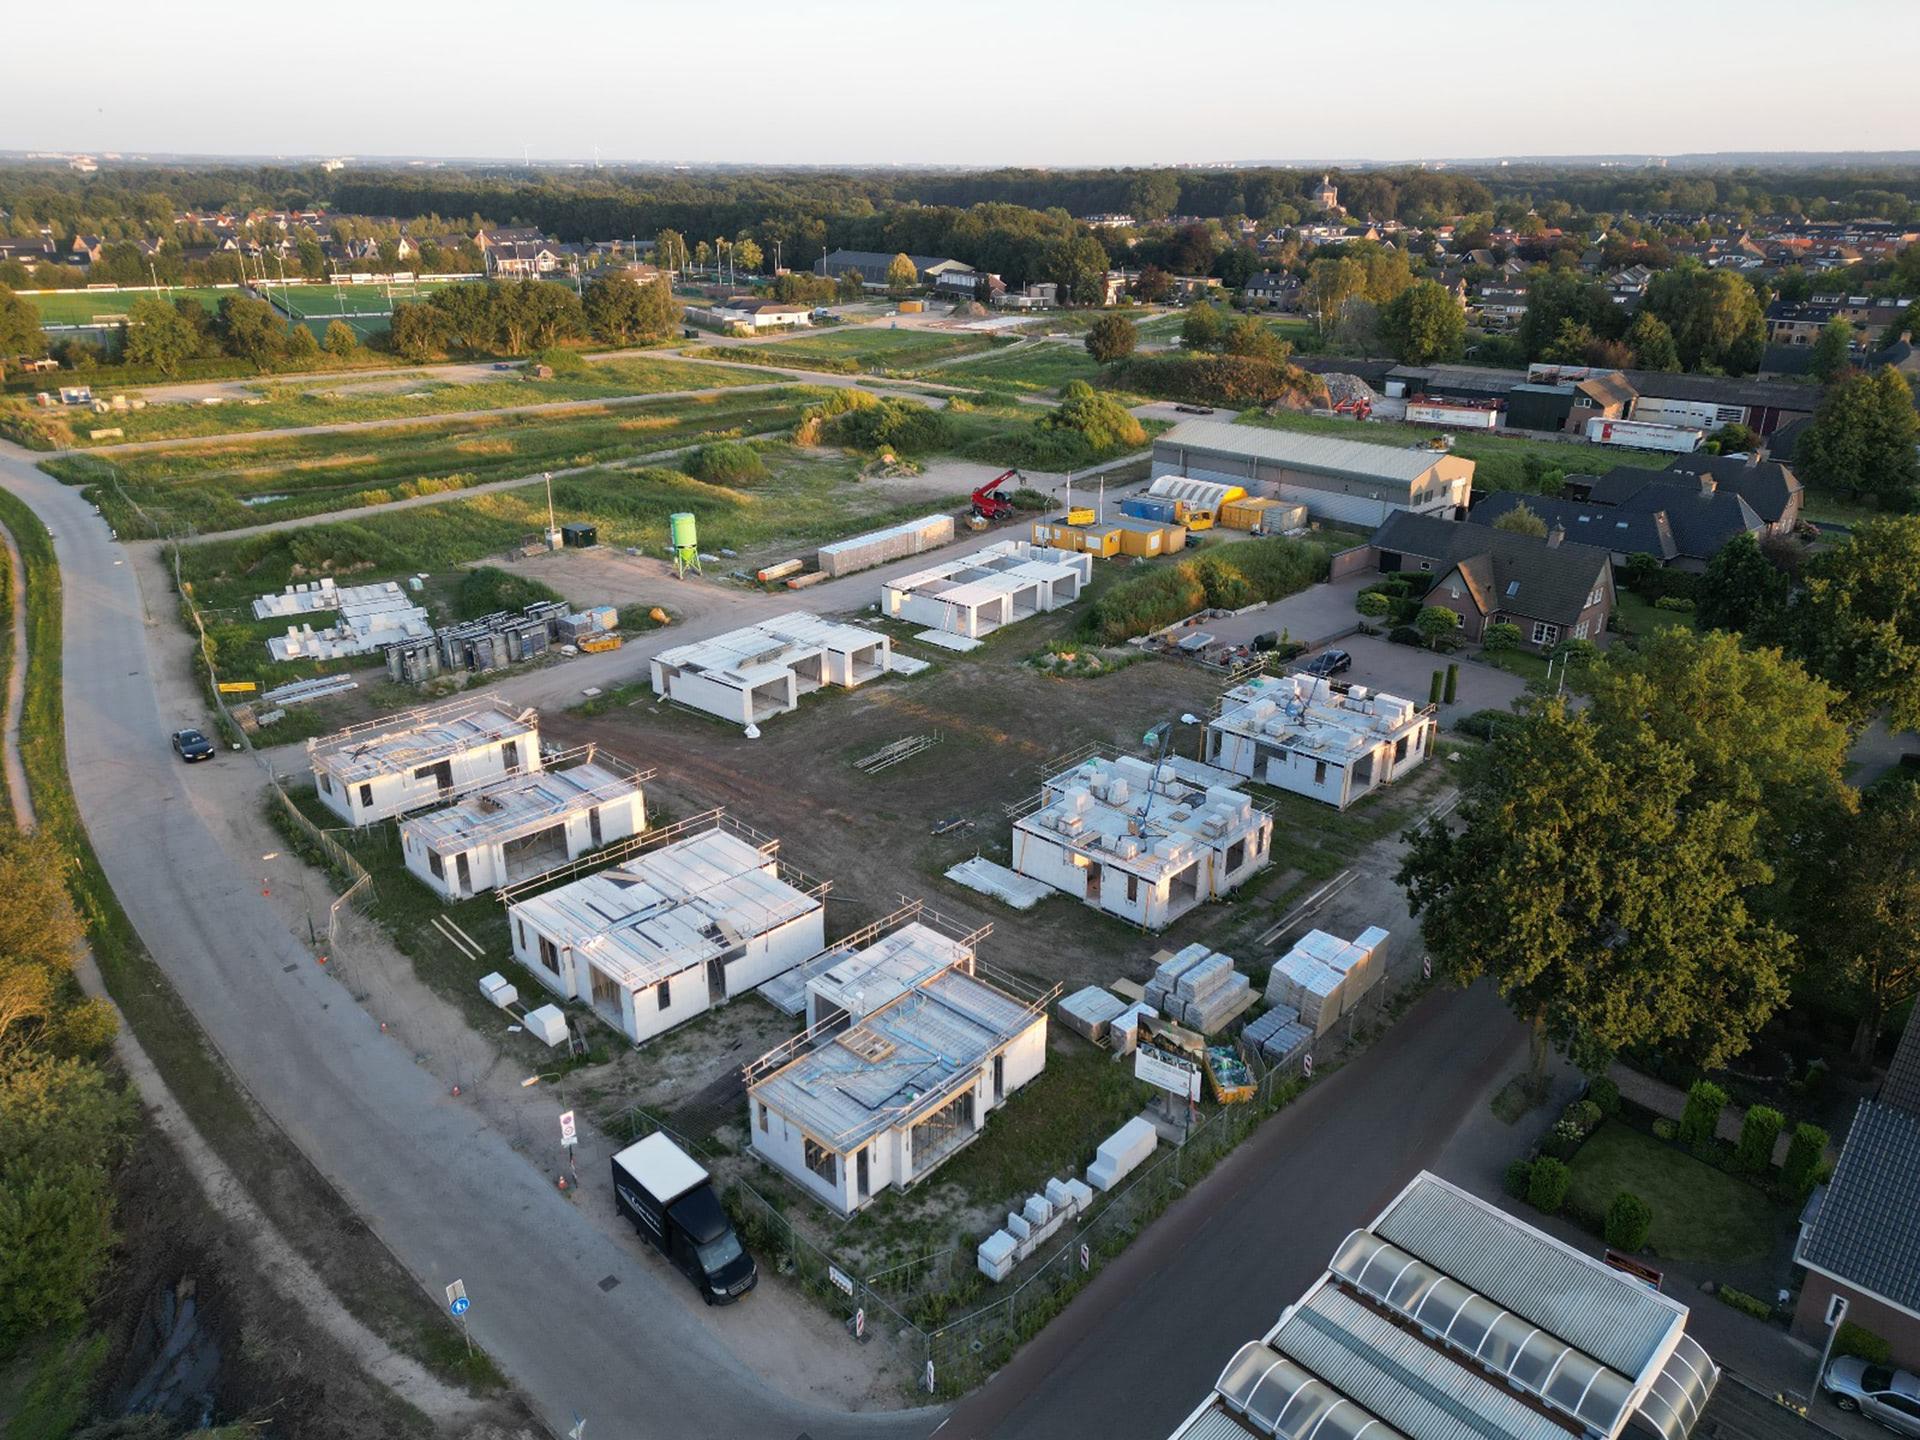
[1469, 492, 1676, 562]
[1798, 1100, 1920, 1312]
[1664, 454, 1802, 527]
[1370, 513, 1612, 627]
[1579, 469, 1765, 559]
[1883, 1007, 1920, 1118]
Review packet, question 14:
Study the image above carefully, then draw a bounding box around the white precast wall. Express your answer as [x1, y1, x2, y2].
[816, 513, 955, 577]
[400, 765, 646, 900]
[650, 613, 889, 726]
[309, 699, 541, 826]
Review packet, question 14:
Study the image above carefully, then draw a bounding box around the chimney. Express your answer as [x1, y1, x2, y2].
[1699, 474, 1716, 496]
[1546, 524, 1566, 548]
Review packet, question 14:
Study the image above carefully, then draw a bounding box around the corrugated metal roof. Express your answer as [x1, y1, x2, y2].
[1373, 1175, 1683, 1379]
[1213, 1340, 1402, 1440]
[1168, 1402, 1264, 1440]
[1154, 419, 1453, 485]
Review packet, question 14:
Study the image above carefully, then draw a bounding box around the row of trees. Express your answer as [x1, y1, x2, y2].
[391, 275, 678, 360]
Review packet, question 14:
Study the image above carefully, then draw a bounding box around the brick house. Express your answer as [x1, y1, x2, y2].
[1370, 512, 1614, 650]
[1792, 1009, 1920, 1368]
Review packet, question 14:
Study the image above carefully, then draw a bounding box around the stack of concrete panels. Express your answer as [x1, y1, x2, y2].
[1265, 950, 1346, 1036]
[1145, 947, 1255, 1033]
[817, 513, 955, 577]
[1109, 1001, 1156, 1055]
[1243, 1005, 1313, 1068]
[977, 1230, 1018, 1282]
[977, 1175, 1097, 1284]
[1087, 1117, 1158, 1192]
[1266, 926, 1392, 1035]
[1058, 986, 1128, 1045]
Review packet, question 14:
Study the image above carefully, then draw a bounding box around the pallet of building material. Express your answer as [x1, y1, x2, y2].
[1242, 1005, 1301, 1049]
[1173, 952, 1234, 1004]
[1108, 1001, 1156, 1055]
[1183, 972, 1256, 1034]
[756, 558, 803, 584]
[1259, 1021, 1314, 1069]
[262, 674, 360, 707]
[1087, 1116, 1158, 1192]
[816, 513, 955, 577]
[854, 733, 942, 774]
[1057, 986, 1127, 1045]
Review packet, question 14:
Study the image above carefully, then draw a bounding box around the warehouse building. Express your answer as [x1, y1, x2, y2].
[309, 695, 541, 827]
[745, 911, 1055, 1214]
[881, 541, 1091, 640]
[501, 814, 828, 1046]
[1012, 754, 1273, 930]
[1166, 1171, 1721, 1440]
[1207, 672, 1436, 810]
[398, 748, 650, 900]
[650, 613, 892, 727]
[1151, 419, 1474, 528]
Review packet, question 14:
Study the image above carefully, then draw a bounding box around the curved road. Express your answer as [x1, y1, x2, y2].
[0, 436, 943, 1440]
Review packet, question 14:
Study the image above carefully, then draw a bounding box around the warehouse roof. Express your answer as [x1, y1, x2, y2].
[1795, 1099, 1920, 1313]
[1155, 418, 1461, 485]
[752, 963, 1041, 1152]
[400, 758, 641, 854]
[1621, 369, 1821, 412]
[507, 828, 819, 991]
[308, 695, 537, 785]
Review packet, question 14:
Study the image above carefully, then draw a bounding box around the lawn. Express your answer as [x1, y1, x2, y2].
[174, 444, 970, 611]
[1566, 1121, 1784, 1263]
[24, 286, 232, 326]
[930, 342, 1105, 395]
[48, 387, 823, 536]
[1613, 590, 1701, 641]
[1236, 410, 1653, 494]
[695, 328, 1004, 374]
[63, 353, 762, 445]
[936, 396, 1166, 471]
[264, 279, 476, 320]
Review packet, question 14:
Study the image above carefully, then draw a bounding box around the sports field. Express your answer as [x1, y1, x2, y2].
[264, 280, 477, 321]
[25, 287, 232, 326]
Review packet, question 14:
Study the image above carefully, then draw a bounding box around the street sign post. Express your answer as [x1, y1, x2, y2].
[1422, 954, 1432, 980]
[1079, 1242, 1090, 1272]
[1303, 1052, 1315, 1080]
[925, 1360, 936, 1394]
[854, 1307, 867, 1341]
[559, 1110, 578, 1147]
[445, 1279, 472, 1354]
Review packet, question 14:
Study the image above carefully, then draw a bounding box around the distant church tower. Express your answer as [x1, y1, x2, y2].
[1314, 174, 1341, 212]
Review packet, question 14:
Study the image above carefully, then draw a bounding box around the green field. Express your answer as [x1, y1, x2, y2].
[1235, 409, 1652, 494]
[61, 354, 760, 446]
[46, 387, 824, 536]
[1567, 1122, 1785, 1263]
[698, 327, 1005, 374]
[24, 287, 232, 326]
[264, 280, 474, 320]
[931, 341, 1105, 394]
[174, 445, 972, 612]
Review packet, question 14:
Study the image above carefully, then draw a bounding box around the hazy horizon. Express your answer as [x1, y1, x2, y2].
[4, 0, 1918, 168]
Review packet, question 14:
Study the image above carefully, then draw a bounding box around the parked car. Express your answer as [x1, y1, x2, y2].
[171, 728, 215, 763]
[1825, 1359, 1920, 1437]
[1174, 403, 1215, 415]
[1299, 649, 1352, 678]
[491, 361, 515, 371]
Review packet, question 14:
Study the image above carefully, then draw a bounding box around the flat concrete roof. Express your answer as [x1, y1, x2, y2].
[1211, 673, 1426, 767]
[308, 696, 537, 785]
[400, 760, 638, 854]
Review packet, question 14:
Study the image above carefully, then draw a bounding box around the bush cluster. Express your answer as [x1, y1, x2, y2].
[1101, 354, 1326, 407]
[823, 397, 954, 456]
[1605, 1191, 1653, 1250]
[1678, 1080, 1727, 1154]
[1527, 1156, 1572, 1214]
[1086, 537, 1329, 643]
[1735, 1104, 1785, 1175]
[1834, 1322, 1893, 1365]
[682, 441, 769, 485]
[1454, 708, 1525, 742]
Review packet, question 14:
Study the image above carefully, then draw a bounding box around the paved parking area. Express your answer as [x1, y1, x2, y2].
[1332, 634, 1531, 721]
[1199, 574, 1373, 650]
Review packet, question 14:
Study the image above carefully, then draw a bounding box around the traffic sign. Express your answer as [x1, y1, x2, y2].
[1303, 1052, 1315, 1079]
[1079, 1243, 1090, 1272]
[854, 1307, 866, 1341]
[446, 1279, 470, 1317]
[559, 1110, 578, 1148]
[1422, 954, 1432, 980]
[925, 1360, 936, 1394]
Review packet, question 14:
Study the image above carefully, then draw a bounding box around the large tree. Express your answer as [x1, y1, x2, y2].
[1809, 781, 1920, 1061]
[0, 284, 43, 361]
[120, 295, 197, 376]
[1302, 256, 1365, 339]
[1380, 279, 1466, 365]
[1044, 235, 1110, 308]
[885, 252, 919, 295]
[215, 294, 285, 369]
[1399, 699, 1792, 1081]
[1517, 270, 1614, 361]
[1790, 516, 1920, 729]
[1084, 313, 1138, 365]
[583, 274, 647, 344]
[1808, 316, 1856, 384]
[1223, 315, 1290, 364]
[1694, 532, 1791, 639]
[1795, 365, 1920, 507]
[1644, 265, 1765, 373]
[1625, 310, 1680, 372]
[1180, 302, 1226, 351]
[653, 229, 689, 276]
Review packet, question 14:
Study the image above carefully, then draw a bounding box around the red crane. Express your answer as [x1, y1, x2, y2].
[970, 469, 1019, 521]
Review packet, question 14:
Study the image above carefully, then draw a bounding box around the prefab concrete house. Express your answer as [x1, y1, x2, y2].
[501, 813, 828, 1046]
[309, 695, 541, 827]
[398, 749, 651, 900]
[1207, 673, 1436, 810]
[1011, 755, 1273, 930]
[649, 613, 891, 727]
[881, 542, 1091, 640]
[745, 909, 1057, 1215]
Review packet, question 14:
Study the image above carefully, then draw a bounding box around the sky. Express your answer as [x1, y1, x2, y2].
[5, 0, 1919, 168]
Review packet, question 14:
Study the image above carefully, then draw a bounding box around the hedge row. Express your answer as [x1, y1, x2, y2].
[1086, 537, 1329, 644]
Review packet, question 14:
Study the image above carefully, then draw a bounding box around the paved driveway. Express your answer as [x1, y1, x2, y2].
[1198, 574, 1373, 651]
[1333, 634, 1531, 722]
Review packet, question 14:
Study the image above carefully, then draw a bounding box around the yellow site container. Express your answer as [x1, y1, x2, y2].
[898, 299, 924, 313]
[577, 633, 624, 653]
[1111, 518, 1186, 557]
[1220, 497, 1277, 531]
[1031, 519, 1122, 558]
[1066, 507, 1097, 525]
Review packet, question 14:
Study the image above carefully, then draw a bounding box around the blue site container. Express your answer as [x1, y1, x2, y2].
[1120, 497, 1179, 524]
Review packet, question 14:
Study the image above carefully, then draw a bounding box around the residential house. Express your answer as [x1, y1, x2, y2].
[1565, 467, 1769, 566]
[1163, 1171, 1722, 1440]
[745, 909, 1053, 1214]
[1010, 754, 1273, 931]
[66, 234, 105, 267]
[1151, 418, 1474, 528]
[649, 613, 891, 727]
[686, 296, 811, 331]
[1662, 452, 1803, 534]
[308, 695, 541, 827]
[502, 814, 828, 1046]
[1242, 270, 1297, 308]
[812, 249, 983, 295]
[881, 541, 1089, 640]
[1369, 512, 1615, 649]
[486, 239, 570, 277]
[1792, 1007, 1920, 1368]
[995, 280, 1057, 310]
[1766, 295, 1914, 349]
[1081, 213, 1136, 229]
[1205, 672, 1437, 811]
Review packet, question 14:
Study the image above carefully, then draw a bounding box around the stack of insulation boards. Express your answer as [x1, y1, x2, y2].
[1057, 986, 1128, 1045]
[816, 513, 955, 577]
[1263, 926, 1389, 1036]
[1109, 1001, 1155, 1055]
[1142, 945, 1255, 1034]
[1243, 1004, 1314, 1068]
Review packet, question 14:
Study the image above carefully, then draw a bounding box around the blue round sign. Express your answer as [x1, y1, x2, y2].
[450, 1296, 470, 1317]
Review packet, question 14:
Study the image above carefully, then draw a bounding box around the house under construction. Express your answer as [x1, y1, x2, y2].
[397, 747, 652, 900]
[1011, 753, 1274, 930]
[1207, 672, 1437, 810]
[880, 541, 1091, 641]
[649, 612, 892, 727]
[745, 905, 1057, 1214]
[308, 695, 540, 827]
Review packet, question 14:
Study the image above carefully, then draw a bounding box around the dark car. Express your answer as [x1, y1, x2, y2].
[1299, 649, 1352, 678]
[1174, 403, 1215, 415]
[171, 728, 216, 762]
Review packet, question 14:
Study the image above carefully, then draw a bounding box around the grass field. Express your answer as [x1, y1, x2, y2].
[46, 387, 825, 536]
[264, 280, 475, 319]
[1567, 1122, 1785, 1263]
[930, 341, 1105, 394]
[1235, 409, 1655, 494]
[697, 327, 1004, 374]
[24, 287, 232, 326]
[174, 444, 971, 612]
[59, 353, 760, 446]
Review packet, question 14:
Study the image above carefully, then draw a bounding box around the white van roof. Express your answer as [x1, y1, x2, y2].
[610, 1132, 708, 1202]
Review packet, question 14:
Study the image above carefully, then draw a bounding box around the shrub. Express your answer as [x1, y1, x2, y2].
[1086, 537, 1329, 643]
[1527, 1156, 1571, 1214]
[1444, 662, 1458, 704]
[1834, 1322, 1893, 1365]
[1716, 1286, 1773, 1321]
[1041, 381, 1147, 453]
[1652, 1117, 1679, 1142]
[1429, 670, 1444, 705]
[1678, 1080, 1727, 1153]
[1654, 595, 1696, 612]
[1782, 1122, 1828, 1196]
[455, 566, 562, 621]
[1387, 625, 1424, 647]
[1455, 708, 1523, 742]
[1605, 1191, 1653, 1251]
[1101, 354, 1326, 408]
[682, 441, 768, 485]
[1564, 1099, 1603, 1136]
[1736, 1104, 1785, 1175]
[1541, 1118, 1587, 1160]
[1008, 487, 1052, 511]
[1357, 591, 1392, 617]
[1587, 1075, 1621, 1116]
[1503, 1158, 1534, 1199]
[531, 346, 589, 377]
[823, 397, 954, 456]
[1482, 621, 1524, 653]
[791, 387, 877, 445]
